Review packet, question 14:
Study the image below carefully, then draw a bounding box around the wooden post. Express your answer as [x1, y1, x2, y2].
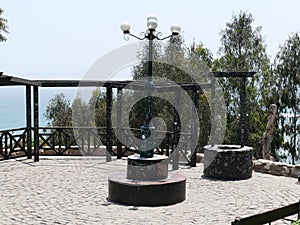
[240, 76, 246, 148]
[190, 88, 199, 167]
[212, 72, 255, 147]
[116, 87, 123, 159]
[26, 85, 32, 159]
[211, 77, 216, 147]
[33, 86, 39, 162]
[106, 85, 112, 162]
[262, 104, 277, 160]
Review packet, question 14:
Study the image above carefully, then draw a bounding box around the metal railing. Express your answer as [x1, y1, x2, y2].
[0, 127, 193, 166]
[38, 127, 106, 156]
[0, 128, 29, 160]
[232, 200, 300, 225]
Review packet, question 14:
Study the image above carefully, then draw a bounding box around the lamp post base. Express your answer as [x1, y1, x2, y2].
[108, 154, 186, 206]
[108, 172, 186, 206]
[127, 154, 168, 181]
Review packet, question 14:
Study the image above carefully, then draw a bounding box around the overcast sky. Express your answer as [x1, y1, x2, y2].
[1, 0, 300, 80]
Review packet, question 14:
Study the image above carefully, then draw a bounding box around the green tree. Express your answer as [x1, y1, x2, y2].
[45, 89, 107, 128]
[274, 33, 300, 164]
[188, 41, 214, 149]
[44, 93, 72, 127]
[72, 95, 91, 127]
[0, 8, 9, 42]
[131, 36, 213, 151]
[213, 11, 274, 157]
[131, 37, 185, 132]
[89, 88, 106, 128]
[189, 41, 214, 68]
[132, 40, 163, 81]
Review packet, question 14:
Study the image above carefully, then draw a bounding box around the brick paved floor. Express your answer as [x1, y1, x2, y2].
[0, 156, 299, 225]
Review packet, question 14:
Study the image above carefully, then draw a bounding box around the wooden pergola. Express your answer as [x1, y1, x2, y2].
[0, 73, 208, 166]
[1, 71, 254, 167]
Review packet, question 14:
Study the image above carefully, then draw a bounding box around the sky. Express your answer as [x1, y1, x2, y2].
[1, 0, 300, 80]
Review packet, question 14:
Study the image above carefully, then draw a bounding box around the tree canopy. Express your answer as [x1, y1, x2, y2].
[274, 33, 300, 164]
[0, 8, 9, 42]
[44, 93, 72, 127]
[212, 11, 274, 157]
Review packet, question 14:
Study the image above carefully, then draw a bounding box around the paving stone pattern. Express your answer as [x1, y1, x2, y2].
[0, 157, 299, 225]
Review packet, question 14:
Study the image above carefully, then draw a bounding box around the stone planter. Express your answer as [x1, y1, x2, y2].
[204, 145, 253, 180]
[108, 154, 186, 206]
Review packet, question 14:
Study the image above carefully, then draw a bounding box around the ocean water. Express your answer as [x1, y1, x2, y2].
[0, 87, 76, 130]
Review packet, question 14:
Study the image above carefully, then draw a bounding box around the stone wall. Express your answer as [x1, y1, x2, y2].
[253, 159, 300, 178]
[196, 154, 300, 178]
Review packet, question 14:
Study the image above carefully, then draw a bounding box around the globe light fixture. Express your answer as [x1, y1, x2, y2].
[147, 18, 158, 31]
[171, 24, 181, 35]
[120, 22, 131, 34]
[120, 14, 181, 41]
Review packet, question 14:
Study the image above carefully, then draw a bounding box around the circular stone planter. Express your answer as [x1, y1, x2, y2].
[108, 172, 186, 206]
[203, 145, 253, 180]
[108, 154, 186, 206]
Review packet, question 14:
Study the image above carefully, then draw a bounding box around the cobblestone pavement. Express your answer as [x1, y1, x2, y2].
[0, 156, 299, 225]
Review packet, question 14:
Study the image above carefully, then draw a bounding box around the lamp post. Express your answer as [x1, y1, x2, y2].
[120, 15, 181, 158]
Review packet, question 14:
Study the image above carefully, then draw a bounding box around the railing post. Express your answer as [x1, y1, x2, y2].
[33, 85, 39, 162]
[58, 128, 62, 154]
[4, 131, 8, 159]
[87, 128, 91, 155]
[26, 85, 32, 159]
[106, 85, 112, 162]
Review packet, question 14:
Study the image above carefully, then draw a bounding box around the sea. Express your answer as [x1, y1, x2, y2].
[0, 87, 76, 130]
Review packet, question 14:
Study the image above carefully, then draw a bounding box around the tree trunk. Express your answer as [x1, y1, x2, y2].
[262, 104, 277, 160]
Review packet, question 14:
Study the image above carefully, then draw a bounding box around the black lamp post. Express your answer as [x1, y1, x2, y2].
[120, 15, 181, 158]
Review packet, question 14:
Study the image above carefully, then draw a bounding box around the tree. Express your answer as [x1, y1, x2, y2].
[44, 93, 72, 127]
[72, 95, 92, 127]
[45, 89, 107, 128]
[131, 36, 213, 151]
[189, 41, 214, 68]
[131, 36, 187, 132]
[213, 11, 274, 157]
[274, 33, 300, 164]
[0, 8, 9, 42]
[188, 41, 214, 149]
[89, 88, 106, 128]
